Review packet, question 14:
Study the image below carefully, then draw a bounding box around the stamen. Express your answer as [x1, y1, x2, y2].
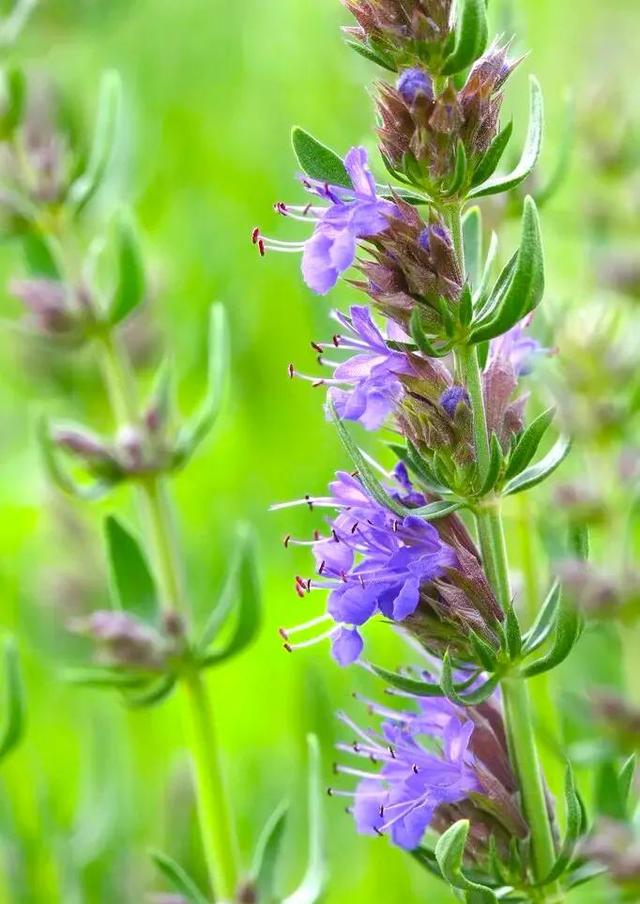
[279, 613, 332, 640]
[283, 625, 337, 652]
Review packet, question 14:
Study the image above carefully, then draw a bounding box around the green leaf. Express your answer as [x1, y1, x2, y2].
[345, 40, 396, 73]
[441, 652, 498, 705]
[124, 674, 176, 709]
[175, 303, 230, 465]
[522, 582, 561, 655]
[251, 801, 289, 904]
[109, 211, 145, 325]
[151, 850, 210, 904]
[38, 417, 118, 502]
[63, 667, 150, 690]
[409, 307, 451, 358]
[282, 735, 326, 904]
[200, 525, 261, 667]
[504, 407, 556, 482]
[0, 638, 25, 761]
[441, 0, 489, 77]
[291, 127, 351, 188]
[474, 251, 517, 324]
[594, 760, 628, 821]
[470, 197, 544, 343]
[539, 765, 583, 885]
[410, 846, 444, 880]
[22, 231, 61, 280]
[474, 231, 498, 307]
[442, 140, 468, 197]
[536, 90, 574, 208]
[104, 516, 158, 623]
[505, 605, 522, 660]
[435, 820, 497, 903]
[468, 630, 498, 671]
[329, 402, 405, 515]
[463, 206, 482, 289]
[568, 523, 589, 561]
[470, 120, 514, 188]
[522, 597, 582, 678]
[69, 70, 122, 212]
[619, 755, 636, 810]
[459, 284, 473, 328]
[476, 433, 503, 496]
[412, 500, 464, 520]
[371, 663, 447, 698]
[469, 77, 544, 198]
[503, 435, 571, 495]
[2, 67, 25, 135]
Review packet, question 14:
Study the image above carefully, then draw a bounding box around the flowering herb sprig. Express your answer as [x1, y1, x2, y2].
[254, 0, 627, 900]
[0, 64, 327, 904]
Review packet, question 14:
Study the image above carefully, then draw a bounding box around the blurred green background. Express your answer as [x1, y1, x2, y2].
[0, 0, 638, 901]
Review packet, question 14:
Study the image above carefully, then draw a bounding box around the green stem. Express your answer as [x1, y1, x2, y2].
[448, 205, 562, 898]
[96, 328, 240, 901]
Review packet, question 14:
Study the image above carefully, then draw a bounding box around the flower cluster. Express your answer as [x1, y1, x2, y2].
[276, 465, 502, 665]
[331, 679, 527, 856]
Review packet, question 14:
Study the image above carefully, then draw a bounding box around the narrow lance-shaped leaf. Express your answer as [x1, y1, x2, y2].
[69, 70, 122, 212]
[124, 674, 177, 709]
[470, 120, 514, 189]
[200, 525, 261, 667]
[104, 516, 158, 623]
[176, 303, 230, 465]
[344, 40, 397, 73]
[328, 401, 405, 516]
[151, 850, 210, 904]
[503, 407, 556, 482]
[435, 820, 497, 903]
[474, 230, 498, 307]
[442, 139, 468, 197]
[522, 596, 582, 678]
[505, 605, 522, 660]
[462, 206, 482, 290]
[282, 735, 326, 904]
[469, 77, 544, 199]
[410, 307, 451, 358]
[441, 652, 499, 706]
[470, 196, 544, 343]
[0, 638, 25, 761]
[441, 0, 489, 77]
[291, 127, 351, 188]
[538, 765, 583, 885]
[503, 435, 571, 496]
[522, 582, 561, 655]
[1, 67, 25, 136]
[109, 211, 146, 325]
[476, 433, 503, 497]
[251, 801, 289, 904]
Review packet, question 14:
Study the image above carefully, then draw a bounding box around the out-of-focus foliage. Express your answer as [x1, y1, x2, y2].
[0, 0, 638, 901]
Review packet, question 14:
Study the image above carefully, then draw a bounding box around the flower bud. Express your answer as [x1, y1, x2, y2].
[68, 610, 166, 670]
[396, 68, 433, 105]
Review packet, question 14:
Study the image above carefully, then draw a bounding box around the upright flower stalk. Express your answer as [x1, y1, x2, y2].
[255, 0, 611, 900]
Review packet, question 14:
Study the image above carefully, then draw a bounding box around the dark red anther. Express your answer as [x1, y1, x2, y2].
[312, 379, 325, 388]
[311, 341, 323, 354]
[288, 363, 295, 379]
[351, 521, 359, 534]
[332, 529, 340, 542]
[283, 535, 291, 548]
[318, 560, 326, 575]
[332, 334, 340, 347]
[251, 227, 260, 244]
[379, 805, 385, 817]
[258, 238, 265, 257]
[305, 494, 314, 510]
[283, 642, 293, 653]
[303, 202, 312, 216]
[278, 627, 289, 639]
[313, 529, 321, 540]
[306, 578, 312, 592]
[374, 827, 384, 837]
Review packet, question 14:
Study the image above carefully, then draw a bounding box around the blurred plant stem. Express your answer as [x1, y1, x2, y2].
[450, 206, 562, 899]
[97, 326, 240, 901]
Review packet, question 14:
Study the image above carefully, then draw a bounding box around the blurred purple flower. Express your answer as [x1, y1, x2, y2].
[254, 147, 396, 295]
[488, 318, 546, 377]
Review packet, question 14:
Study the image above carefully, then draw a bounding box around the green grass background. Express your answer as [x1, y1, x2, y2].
[0, 0, 637, 901]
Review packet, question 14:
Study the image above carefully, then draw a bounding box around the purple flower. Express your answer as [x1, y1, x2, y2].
[396, 68, 434, 105]
[275, 470, 457, 665]
[291, 306, 412, 430]
[254, 147, 396, 295]
[332, 695, 480, 849]
[439, 385, 469, 418]
[488, 319, 546, 377]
